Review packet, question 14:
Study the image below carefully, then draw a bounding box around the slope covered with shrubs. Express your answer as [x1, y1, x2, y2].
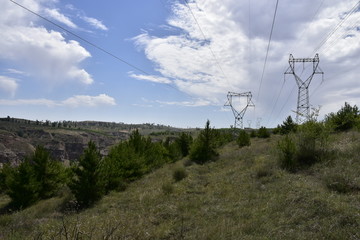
[0, 103, 359, 239]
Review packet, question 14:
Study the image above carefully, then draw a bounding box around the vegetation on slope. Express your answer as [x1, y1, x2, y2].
[0, 102, 359, 239]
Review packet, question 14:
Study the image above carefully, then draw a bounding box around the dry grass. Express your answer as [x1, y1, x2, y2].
[0, 133, 359, 239]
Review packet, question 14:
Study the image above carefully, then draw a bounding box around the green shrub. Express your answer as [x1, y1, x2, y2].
[4, 146, 65, 209]
[213, 129, 234, 147]
[163, 137, 182, 162]
[278, 116, 297, 134]
[277, 120, 329, 171]
[173, 167, 187, 182]
[102, 130, 175, 192]
[257, 127, 270, 138]
[102, 142, 144, 192]
[6, 160, 39, 209]
[189, 120, 218, 164]
[277, 135, 297, 171]
[237, 130, 250, 147]
[31, 146, 66, 199]
[250, 130, 257, 138]
[326, 102, 359, 131]
[175, 132, 193, 157]
[0, 164, 13, 193]
[296, 120, 329, 166]
[69, 141, 105, 208]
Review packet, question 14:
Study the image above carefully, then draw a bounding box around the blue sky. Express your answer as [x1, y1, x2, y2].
[1, 0, 359, 128]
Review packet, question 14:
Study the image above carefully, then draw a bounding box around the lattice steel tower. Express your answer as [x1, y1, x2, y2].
[284, 54, 323, 123]
[224, 91, 255, 129]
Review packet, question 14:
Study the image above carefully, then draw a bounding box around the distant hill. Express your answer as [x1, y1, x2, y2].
[0, 117, 183, 165]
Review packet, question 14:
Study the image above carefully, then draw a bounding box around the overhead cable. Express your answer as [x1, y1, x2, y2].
[256, 0, 280, 101]
[182, 0, 231, 86]
[9, 0, 196, 98]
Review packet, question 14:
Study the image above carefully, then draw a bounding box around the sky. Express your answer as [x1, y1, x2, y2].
[0, 0, 359, 128]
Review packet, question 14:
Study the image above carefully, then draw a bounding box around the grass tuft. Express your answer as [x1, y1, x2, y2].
[173, 167, 187, 182]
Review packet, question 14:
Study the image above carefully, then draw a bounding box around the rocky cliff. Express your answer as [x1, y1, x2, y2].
[0, 121, 129, 165]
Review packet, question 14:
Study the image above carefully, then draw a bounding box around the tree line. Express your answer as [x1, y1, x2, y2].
[0, 123, 233, 210]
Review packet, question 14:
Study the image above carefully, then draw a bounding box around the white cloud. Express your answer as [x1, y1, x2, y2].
[0, 0, 40, 26]
[61, 94, 116, 107]
[0, 25, 93, 85]
[0, 76, 18, 97]
[156, 99, 212, 107]
[0, 94, 116, 107]
[81, 16, 108, 31]
[129, 73, 172, 84]
[133, 0, 360, 125]
[62, 3, 108, 31]
[44, 8, 77, 29]
[0, 0, 93, 86]
[6, 68, 27, 75]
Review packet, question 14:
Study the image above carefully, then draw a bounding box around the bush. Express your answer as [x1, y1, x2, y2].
[277, 120, 329, 171]
[69, 141, 105, 208]
[250, 130, 257, 138]
[213, 129, 234, 147]
[102, 143, 144, 192]
[4, 146, 65, 209]
[173, 167, 187, 182]
[31, 146, 66, 199]
[278, 116, 297, 134]
[6, 160, 39, 209]
[257, 127, 270, 138]
[102, 130, 175, 192]
[175, 132, 193, 157]
[163, 137, 182, 162]
[277, 135, 297, 171]
[0, 164, 13, 193]
[237, 130, 250, 147]
[326, 102, 359, 131]
[189, 120, 218, 164]
[296, 120, 329, 166]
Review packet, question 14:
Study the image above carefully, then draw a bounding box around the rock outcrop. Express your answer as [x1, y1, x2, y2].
[0, 123, 128, 165]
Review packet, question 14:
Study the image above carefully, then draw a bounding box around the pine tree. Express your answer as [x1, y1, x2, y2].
[4, 146, 65, 209]
[31, 146, 64, 199]
[6, 160, 39, 209]
[280, 116, 297, 134]
[69, 141, 105, 208]
[189, 120, 218, 164]
[176, 132, 193, 157]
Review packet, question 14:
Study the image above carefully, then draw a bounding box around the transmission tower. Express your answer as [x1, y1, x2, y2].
[247, 120, 252, 129]
[224, 91, 255, 129]
[284, 54, 323, 123]
[256, 117, 262, 129]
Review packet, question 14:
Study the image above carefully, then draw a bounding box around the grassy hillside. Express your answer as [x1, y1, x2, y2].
[0, 131, 359, 239]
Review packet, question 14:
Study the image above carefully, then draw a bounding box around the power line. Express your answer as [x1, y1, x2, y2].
[272, 85, 296, 126]
[256, 0, 280, 101]
[9, 0, 195, 98]
[287, 0, 325, 55]
[270, 1, 358, 126]
[312, 1, 360, 55]
[182, 0, 231, 87]
[319, 13, 360, 55]
[265, 78, 286, 126]
[9, 0, 150, 76]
